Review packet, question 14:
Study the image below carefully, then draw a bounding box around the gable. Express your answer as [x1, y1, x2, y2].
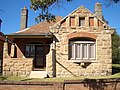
[52, 6, 112, 32]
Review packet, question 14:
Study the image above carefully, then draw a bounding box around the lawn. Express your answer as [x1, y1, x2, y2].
[0, 64, 120, 82]
[112, 64, 120, 69]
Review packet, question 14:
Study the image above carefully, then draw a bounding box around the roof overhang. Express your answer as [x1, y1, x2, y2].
[5, 34, 54, 39]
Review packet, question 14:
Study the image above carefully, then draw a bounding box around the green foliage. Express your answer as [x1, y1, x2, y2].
[30, 0, 72, 22]
[30, 0, 120, 22]
[112, 31, 120, 64]
[112, 64, 120, 68]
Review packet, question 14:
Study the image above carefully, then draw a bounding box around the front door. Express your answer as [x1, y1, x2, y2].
[35, 45, 45, 68]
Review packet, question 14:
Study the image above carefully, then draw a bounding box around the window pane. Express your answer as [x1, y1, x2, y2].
[30, 45, 35, 56]
[83, 44, 87, 58]
[76, 44, 81, 58]
[70, 43, 75, 59]
[25, 46, 30, 56]
[89, 44, 95, 58]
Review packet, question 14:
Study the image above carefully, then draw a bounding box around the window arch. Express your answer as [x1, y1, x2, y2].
[69, 37, 96, 60]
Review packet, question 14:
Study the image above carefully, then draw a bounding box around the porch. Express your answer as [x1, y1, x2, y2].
[3, 35, 57, 78]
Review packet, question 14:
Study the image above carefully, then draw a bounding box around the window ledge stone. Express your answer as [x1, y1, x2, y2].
[67, 60, 98, 63]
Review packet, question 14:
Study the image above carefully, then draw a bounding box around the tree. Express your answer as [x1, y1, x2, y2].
[30, 0, 72, 22]
[112, 30, 120, 64]
[30, 0, 120, 22]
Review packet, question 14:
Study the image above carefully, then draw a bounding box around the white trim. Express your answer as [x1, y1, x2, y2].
[14, 28, 30, 33]
[71, 41, 95, 44]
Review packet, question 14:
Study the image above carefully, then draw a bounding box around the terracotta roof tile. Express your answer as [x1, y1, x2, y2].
[13, 16, 62, 35]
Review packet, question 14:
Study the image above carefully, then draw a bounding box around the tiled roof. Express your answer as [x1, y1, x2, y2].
[12, 16, 62, 35]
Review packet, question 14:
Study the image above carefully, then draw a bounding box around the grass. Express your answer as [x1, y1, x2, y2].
[0, 64, 120, 82]
[0, 73, 120, 82]
[112, 64, 120, 69]
[0, 76, 26, 81]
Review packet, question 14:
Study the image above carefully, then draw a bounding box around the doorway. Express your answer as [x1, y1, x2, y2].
[34, 45, 45, 68]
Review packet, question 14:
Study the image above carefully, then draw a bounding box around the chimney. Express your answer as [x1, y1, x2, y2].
[94, 2, 103, 20]
[0, 19, 2, 32]
[20, 7, 28, 30]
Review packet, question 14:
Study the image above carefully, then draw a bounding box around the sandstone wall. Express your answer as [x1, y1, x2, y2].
[53, 29, 112, 77]
[3, 58, 33, 76]
[46, 6, 114, 77]
[46, 44, 53, 77]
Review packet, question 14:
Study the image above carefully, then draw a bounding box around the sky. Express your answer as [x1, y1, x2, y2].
[0, 0, 120, 35]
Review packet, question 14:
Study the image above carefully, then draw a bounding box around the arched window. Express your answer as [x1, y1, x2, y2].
[69, 38, 96, 60]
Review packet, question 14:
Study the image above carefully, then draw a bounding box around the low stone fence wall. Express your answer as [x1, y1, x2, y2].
[3, 58, 33, 76]
[0, 78, 120, 90]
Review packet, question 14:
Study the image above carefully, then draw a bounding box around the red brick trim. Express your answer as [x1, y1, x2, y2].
[67, 32, 97, 40]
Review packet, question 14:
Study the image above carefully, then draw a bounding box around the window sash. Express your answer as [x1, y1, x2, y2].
[70, 41, 95, 60]
[76, 44, 82, 59]
[89, 44, 95, 59]
[82, 44, 88, 59]
[70, 43, 75, 59]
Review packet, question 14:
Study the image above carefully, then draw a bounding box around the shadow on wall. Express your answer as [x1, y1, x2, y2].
[56, 60, 77, 77]
[82, 78, 120, 90]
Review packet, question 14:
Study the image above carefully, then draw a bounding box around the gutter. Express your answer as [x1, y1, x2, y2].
[5, 32, 55, 39]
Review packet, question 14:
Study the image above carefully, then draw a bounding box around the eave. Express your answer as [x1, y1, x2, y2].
[5, 34, 54, 39]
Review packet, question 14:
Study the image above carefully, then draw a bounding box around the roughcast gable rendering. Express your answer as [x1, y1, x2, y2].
[3, 2, 114, 78]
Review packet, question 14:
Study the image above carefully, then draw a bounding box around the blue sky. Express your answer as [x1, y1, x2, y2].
[0, 0, 120, 34]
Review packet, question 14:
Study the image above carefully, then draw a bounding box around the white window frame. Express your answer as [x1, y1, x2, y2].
[69, 41, 96, 60]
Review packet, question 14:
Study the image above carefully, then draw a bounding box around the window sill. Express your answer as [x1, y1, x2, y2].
[67, 60, 98, 63]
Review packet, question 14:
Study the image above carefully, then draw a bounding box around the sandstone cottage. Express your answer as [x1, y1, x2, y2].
[3, 2, 114, 78]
